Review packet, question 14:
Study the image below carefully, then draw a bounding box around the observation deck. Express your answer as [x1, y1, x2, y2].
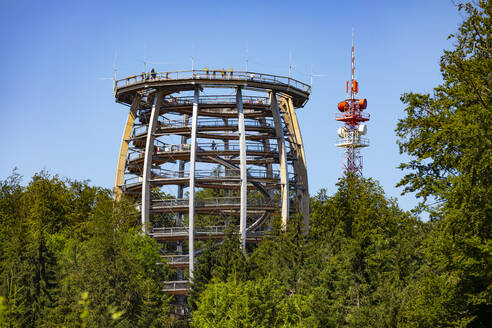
[150, 225, 266, 242]
[132, 116, 276, 146]
[138, 95, 272, 119]
[163, 281, 189, 295]
[148, 197, 277, 215]
[120, 168, 296, 193]
[126, 142, 288, 169]
[114, 70, 311, 108]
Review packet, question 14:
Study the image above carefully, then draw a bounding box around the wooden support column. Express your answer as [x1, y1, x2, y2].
[237, 87, 247, 251]
[287, 97, 309, 233]
[270, 92, 289, 229]
[114, 93, 142, 200]
[280, 96, 310, 233]
[188, 87, 199, 279]
[141, 91, 164, 233]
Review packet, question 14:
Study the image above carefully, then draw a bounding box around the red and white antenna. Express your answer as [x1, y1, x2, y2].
[335, 29, 370, 176]
[351, 28, 355, 97]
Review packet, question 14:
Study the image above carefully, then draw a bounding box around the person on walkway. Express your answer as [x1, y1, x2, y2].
[211, 140, 217, 150]
[151, 68, 156, 79]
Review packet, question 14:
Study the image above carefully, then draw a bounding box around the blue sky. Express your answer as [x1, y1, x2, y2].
[0, 0, 462, 214]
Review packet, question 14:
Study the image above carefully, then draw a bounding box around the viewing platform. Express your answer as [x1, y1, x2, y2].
[126, 142, 286, 168]
[120, 168, 291, 193]
[161, 255, 189, 269]
[131, 116, 276, 147]
[148, 197, 277, 215]
[162, 281, 188, 295]
[114, 70, 311, 108]
[139, 95, 273, 119]
[150, 225, 266, 242]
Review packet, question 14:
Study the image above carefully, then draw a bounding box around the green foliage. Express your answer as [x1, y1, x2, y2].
[396, 1, 492, 326]
[0, 171, 170, 327]
[192, 175, 421, 327]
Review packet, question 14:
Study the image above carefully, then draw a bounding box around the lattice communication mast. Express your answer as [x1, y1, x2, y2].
[335, 35, 370, 175]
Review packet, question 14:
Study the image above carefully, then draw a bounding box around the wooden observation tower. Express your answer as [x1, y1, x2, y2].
[112, 69, 311, 306]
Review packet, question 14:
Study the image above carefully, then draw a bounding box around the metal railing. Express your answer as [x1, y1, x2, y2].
[123, 169, 295, 187]
[152, 226, 225, 235]
[161, 255, 189, 265]
[151, 142, 278, 154]
[152, 225, 268, 236]
[151, 197, 276, 208]
[127, 149, 144, 161]
[150, 168, 281, 180]
[197, 142, 277, 153]
[158, 117, 274, 129]
[155, 144, 192, 153]
[165, 95, 270, 106]
[162, 281, 188, 292]
[115, 70, 311, 94]
[132, 118, 274, 140]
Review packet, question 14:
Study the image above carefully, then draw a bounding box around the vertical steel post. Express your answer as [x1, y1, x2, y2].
[237, 87, 247, 251]
[142, 90, 164, 233]
[270, 92, 289, 229]
[188, 87, 199, 279]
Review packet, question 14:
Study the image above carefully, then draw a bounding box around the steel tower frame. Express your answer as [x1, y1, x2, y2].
[335, 38, 370, 176]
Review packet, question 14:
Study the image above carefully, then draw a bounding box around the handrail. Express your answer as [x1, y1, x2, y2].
[162, 254, 189, 263]
[165, 95, 270, 105]
[153, 142, 279, 153]
[150, 168, 281, 180]
[162, 281, 188, 292]
[151, 197, 277, 208]
[115, 70, 311, 94]
[123, 169, 296, 186]
[158, 117, 274, 129]
[196, 142, 277, 152]
[152, 225, 268, 235]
